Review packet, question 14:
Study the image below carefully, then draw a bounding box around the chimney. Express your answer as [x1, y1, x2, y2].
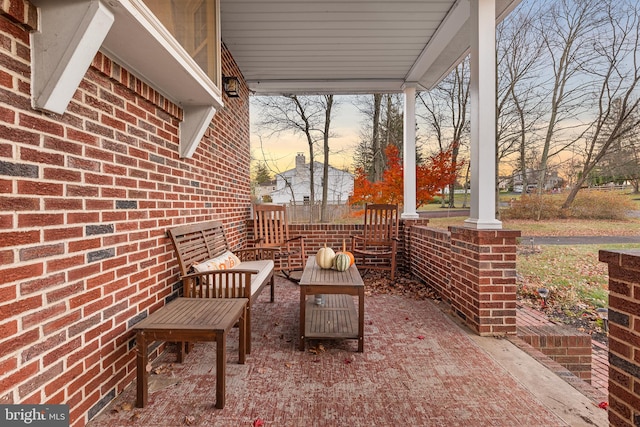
[295, 153, 305, 169]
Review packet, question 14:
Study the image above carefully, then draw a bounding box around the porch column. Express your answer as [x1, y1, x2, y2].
[465, 0, 502, 229]
[402, 83, 419, 219]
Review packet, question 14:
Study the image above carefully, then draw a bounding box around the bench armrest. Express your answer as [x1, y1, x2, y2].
[182, 269, 258, 298]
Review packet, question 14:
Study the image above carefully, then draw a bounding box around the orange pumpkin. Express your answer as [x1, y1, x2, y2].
[336, 239, 355, 266]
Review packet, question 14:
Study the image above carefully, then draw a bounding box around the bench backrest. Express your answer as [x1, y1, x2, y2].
[167, 221, 231, 276]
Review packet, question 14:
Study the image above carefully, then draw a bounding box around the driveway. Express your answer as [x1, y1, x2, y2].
[521, 235, 640, 245]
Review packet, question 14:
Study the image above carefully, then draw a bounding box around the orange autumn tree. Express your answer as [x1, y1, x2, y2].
[352, 145, 460, 208]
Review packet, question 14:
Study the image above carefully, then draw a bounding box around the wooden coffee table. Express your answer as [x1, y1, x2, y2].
[134, 297, 248, 409]
[299, 256, 365, 352]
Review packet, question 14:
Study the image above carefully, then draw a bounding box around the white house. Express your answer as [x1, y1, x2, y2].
[270, 153, 354, 205]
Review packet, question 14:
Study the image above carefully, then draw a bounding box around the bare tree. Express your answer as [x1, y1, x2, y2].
[320, 95, 334, 222]
[496, 1, 546, 195]
[561, 0, 640, 207]
[353, 94, 403, 182]
[253, 95, 338, 222]
[532, 0, 608, 206]
[417, 57, 470, 208]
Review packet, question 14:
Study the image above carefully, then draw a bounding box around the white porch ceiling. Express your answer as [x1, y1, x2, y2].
[220, 0, 521, 95]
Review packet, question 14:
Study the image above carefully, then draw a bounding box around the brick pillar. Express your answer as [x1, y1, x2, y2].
[599, 249, 640, 427]
[449, 227, 520, 336]
[400, 218, 429, 274]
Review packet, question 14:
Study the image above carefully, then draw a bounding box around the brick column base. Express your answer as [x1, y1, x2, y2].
[449, 227, 520, 336]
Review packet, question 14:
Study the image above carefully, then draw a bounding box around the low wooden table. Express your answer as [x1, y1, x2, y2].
[134, 297, 248, 409]
[299, 256, 365, 352]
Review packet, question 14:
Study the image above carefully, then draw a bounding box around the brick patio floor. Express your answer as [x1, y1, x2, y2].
[87, 277, 608, 427]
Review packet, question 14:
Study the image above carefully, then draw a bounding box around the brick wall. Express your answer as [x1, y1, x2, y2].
[408, 224, 451, 302]
[517, 325, 592, 382]
[0, 5, 251, 426]
[599, 249, 640, 427]
[246, 221, 410, 273]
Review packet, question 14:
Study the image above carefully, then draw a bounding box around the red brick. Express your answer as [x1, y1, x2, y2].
[19, 113, 64, 136]
[0, 263, 43, 285]
[18, 213, 64, 228]
[0, 329, 39, 360]
[19, 243, 64, 261]
[0, 360, 39, 395]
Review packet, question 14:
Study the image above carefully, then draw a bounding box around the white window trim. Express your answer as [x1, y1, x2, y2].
[30, 0, 224, 158]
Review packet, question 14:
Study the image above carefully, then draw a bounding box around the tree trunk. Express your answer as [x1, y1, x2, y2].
[320, 95, 334, 222]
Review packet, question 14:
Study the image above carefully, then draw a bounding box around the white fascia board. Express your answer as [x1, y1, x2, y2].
[247, 79, 406, 95]
[31, 0, 114, 114]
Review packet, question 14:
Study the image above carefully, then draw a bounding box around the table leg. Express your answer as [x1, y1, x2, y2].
[358, 288, 365, 352]
[299, 287, 306, 351]
[135, 331, 148, 408]
[215, 332, 226, 409]
[239, 304, 246, 364]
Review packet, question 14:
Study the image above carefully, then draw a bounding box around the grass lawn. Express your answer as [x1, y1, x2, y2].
[517, 243, 640, 309]
[427, 216, 640, 235]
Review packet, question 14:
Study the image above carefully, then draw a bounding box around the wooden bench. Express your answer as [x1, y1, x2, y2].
[167, 220, 275, 353]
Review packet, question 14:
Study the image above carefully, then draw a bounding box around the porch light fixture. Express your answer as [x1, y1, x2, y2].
[223, 75, 240, 98]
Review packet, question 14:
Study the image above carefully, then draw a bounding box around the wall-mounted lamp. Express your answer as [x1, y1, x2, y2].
[223, 75, 240, 98]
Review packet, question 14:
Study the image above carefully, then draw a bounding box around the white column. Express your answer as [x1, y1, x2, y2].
[465, 0, 502, 229]
[402, 84, 419, 219]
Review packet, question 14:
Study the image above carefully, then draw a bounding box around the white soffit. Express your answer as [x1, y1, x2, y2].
[220, 0, 521, 95]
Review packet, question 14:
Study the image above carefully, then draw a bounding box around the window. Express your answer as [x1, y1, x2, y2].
[142, 0, 220, 87]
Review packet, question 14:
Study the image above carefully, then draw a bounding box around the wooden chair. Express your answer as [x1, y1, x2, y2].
[351, 203, 399, 280]
[250, 203, 306, 281]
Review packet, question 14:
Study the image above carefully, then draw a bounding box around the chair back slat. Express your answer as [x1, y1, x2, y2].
[254, 204, 290, 248]
[363, 203, 398, 245]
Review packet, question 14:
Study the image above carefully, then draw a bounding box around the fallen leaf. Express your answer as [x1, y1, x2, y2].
[417, 335, 425, 340]
[253, 418, 265, 427]
[184, 415, 196, 425]
[121, 402, 133, 411]
[598, 401, 608, 409]
[285, 362, 293, 368]
[344, 358, 352, 364]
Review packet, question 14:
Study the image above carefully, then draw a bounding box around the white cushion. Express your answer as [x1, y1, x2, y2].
[241, 260, 274, 297]
[193, 251, 241, 272]
[191, 258, 273, 298]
